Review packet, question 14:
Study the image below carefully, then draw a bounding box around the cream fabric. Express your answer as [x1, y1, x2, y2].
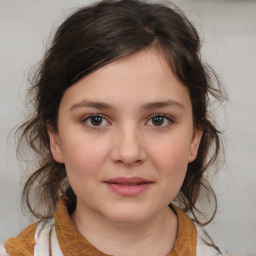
[2, 196, 236, 256]
[34, 219, 63, 256]
[0, 244, 8, 256]
[0, 219, 233, 256]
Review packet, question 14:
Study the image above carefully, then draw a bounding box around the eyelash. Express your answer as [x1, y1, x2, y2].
[147, 114, 173, 128]
[81, 114, 109, 128]
[81, 114, 174, 129]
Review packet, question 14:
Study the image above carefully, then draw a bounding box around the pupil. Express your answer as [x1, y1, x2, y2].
[91, 116, 102, 126]
[153, 116, 163, 126]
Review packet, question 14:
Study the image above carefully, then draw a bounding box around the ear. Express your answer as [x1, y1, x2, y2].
[188, 128, 203, 163]
[48, 127, 64, 164]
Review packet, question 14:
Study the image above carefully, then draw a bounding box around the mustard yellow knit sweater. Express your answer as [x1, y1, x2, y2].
[5, 197, 197, 256]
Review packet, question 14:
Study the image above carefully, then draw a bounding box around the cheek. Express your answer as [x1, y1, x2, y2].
[61, 137, 110, 200]
[151, 138, 190, 169]
[149, 135, 191, 185]
[60, 135, 109, 177]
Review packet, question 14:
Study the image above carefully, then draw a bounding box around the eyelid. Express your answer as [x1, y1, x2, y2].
[80, 113, 174, 129]
[146, 114, 174, 127]
[81, 113, 105, 120]
[81, 114, 110, 127]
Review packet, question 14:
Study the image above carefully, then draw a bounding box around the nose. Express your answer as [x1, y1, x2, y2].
[110, 124, 146, 167]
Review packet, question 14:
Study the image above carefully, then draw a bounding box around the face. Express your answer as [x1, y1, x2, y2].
[48, 49, 202, 225]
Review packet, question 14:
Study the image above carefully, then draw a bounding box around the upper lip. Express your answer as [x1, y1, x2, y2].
[104, 177, 153, 185]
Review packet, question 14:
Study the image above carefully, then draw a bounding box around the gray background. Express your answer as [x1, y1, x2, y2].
[0, 0, 255, 255]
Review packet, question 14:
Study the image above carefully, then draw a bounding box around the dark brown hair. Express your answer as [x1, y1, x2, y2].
[18, 0, 225, 224]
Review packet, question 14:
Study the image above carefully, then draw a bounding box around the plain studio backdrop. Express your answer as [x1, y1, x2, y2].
[0, 0, 255, 255]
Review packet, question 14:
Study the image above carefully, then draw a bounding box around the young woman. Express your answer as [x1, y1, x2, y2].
[2, 0, 233, 255]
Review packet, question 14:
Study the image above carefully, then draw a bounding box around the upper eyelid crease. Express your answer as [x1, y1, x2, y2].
[82, 114, 109, 127]
[147, 114, 174, 125]
[82, 114, 107, 122]
[82, 113, 172, 120]
[82, 114, 173, 128]
[149, 114, 173, 120]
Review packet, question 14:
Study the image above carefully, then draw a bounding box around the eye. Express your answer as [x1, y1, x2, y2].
[146, 114, 173, 127]
[82, 114, 109, 127]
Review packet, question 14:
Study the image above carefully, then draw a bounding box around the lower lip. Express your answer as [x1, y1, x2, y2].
[105, 183, 152, 196]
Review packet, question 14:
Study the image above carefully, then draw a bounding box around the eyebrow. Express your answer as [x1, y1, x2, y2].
[70, 99, 185, 111]
[142, 100, 185, 111]
[70, 100, 112, 111]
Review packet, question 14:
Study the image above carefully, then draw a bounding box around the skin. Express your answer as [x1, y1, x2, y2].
[48, 49, 202, 256]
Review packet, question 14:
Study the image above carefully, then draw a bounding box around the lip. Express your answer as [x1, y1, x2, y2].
[104, 177, 153, 196]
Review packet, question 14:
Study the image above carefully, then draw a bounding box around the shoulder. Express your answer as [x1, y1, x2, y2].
[3, 218, 62, 256]
[4, 221, 39, 256]
[195, 224, 237, 256]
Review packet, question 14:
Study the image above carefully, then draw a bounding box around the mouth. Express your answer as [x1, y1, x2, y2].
[104, 177, 153, 196]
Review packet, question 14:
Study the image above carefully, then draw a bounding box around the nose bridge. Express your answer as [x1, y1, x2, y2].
[111, 120, 146, 166]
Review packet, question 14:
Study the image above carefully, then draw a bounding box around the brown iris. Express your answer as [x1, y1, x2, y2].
[152, 115, 164, 126]
[90, 116, 103, 126]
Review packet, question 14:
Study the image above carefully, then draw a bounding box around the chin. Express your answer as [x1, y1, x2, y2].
[104, 206, 150, 225]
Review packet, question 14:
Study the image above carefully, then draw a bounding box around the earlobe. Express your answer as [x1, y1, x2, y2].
[188, 129, 203, 163]
[48, 128, 64, 164]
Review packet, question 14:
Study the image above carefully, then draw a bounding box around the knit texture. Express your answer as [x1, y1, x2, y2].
[4, 221, 39, 256]
[170, 205, 197, 255]
[55, 197, 197, 256]
[4, 197, 197, 255]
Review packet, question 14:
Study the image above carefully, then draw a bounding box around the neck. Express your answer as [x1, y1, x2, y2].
[71, 203, 177, 256]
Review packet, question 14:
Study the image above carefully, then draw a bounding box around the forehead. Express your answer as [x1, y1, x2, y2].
[59, 49, 192, 112]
